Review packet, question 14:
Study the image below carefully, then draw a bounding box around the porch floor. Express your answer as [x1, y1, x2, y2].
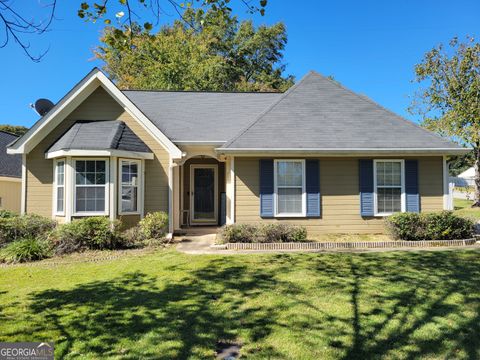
[175, 227, 219, 254]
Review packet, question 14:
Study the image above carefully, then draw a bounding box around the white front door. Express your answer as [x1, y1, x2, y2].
[190, 164, 218, 225]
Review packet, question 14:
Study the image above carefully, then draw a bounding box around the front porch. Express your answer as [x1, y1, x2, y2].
[171, 148, 234, 233]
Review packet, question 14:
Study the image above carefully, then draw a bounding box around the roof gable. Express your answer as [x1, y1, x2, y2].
[222, 71, 463, 152]
[7, 68, 182, 159]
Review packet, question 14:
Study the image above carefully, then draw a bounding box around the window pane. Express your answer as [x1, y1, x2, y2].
[121, 186, 137, 212]
[377, 188, 401, 213]
[377, 161, 402, 187]
[277, 161, 302, 187]
[277, 188, 302, 214]
[86, 161, 95, 172]
[76, 161, 85, 172]
[75, 186, 105, 213]
[57, 162, 65, 185]
[86, 173, 95, 185]
[96, 161, 105, 172]
[57, 187, 64, 212]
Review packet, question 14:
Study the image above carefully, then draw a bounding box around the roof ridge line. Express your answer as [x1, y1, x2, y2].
[320, 74, 457, 145]
[122, 89, 283, 94]
[0, 130, 19, 138]
[222, 71, 317, 148]
[110, 121, 125, 149]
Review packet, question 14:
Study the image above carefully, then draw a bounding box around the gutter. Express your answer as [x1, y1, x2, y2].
[215, 148, 472, 156]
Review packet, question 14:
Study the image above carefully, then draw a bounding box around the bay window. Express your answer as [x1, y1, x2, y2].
[74, 159, 108, 215]
[274, 159, 306, 216]
[374, 160, 405, 215]
[119, 159, 141, 214]
[54, 159, 65, 215]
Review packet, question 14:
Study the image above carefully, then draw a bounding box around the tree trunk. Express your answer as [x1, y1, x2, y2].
[473, 147, 480, 207]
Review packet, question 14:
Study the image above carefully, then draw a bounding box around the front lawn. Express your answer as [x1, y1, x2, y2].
[1, 249, 480, 359]
[454, 198, 480, 220]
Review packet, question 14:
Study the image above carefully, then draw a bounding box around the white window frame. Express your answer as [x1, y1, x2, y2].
[118, 159, 142, 215]
[53, 159, 65, 216]
[274, 159, 306, 217]
[373, 159, 406, 216]
[73, 158, 109, 216]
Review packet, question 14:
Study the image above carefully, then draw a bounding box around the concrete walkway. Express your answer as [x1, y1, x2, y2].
[175, 230, 480, 255]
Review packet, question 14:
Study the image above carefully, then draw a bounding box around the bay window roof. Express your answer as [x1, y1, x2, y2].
[46, 121, 153, 159]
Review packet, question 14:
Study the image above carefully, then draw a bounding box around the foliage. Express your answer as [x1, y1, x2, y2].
[51, 217, 123, 254]
[221, 223, 258, 243]
[0, 210, 17, 219]
[262, 223, 307, 243]
[96, 8, 293, 92]
[221, 223, 307, 243]
[0, 125, 28, 136]
[138, 212, 169, 240]
[410, 37, 480, 203]
[0, 214, 56, 245]
[385, 211, 474, 240]
[449, 151, 474, 176]
[0, 237, 52, 263]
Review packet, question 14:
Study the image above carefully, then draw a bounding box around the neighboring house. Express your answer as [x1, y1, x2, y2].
[7, 69, 467, 235]
[453, 167, 475, 187]
[0, 131, 21, 213]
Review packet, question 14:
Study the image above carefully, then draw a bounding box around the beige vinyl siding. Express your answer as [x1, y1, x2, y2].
[26, 86, 170, 218]
[0, 178, 21, 213]
[235, 157, 444, 235]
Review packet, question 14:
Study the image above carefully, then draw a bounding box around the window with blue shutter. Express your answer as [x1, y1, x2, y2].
[306, 159, 321, 217]
[405, 160, 420, 212]
[260, 159, 274, 217]
[359, 159, 374, 216]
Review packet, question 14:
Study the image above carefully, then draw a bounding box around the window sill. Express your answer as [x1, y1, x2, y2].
[119, 212, 141, 216]
[275, 213, 307, 218]
[73, 212, 109, 217]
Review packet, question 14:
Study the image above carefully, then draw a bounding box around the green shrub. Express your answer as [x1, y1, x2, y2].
[120, 226, 145, 248]
[138, 212, 169, 240]
[0, 214, 56, 245]
[261, 223, 307, 243]
[0, 209, 17, 218]
[423, 211, 474, 240]
[221, 224, 258, 243]
[385, 211, 474, 241]
[0, 237, 52, 263]
[52, 217, 123, 254]
[221, 223, 308, 243]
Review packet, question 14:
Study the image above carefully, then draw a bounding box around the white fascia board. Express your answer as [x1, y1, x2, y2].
[8, 69, 182, 160]
[216, 148, 472, 156]
[46, 149, 154, 160]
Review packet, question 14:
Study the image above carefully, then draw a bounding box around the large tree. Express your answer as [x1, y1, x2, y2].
[0, 124, 28, 136]
[96, 8, 293, 91]
[410, 37, 480, 205]
[0, 0, 266, 61]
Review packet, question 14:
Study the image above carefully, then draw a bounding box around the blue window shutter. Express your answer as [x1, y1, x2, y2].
[306, 159, 321, 217]
[405, 160, 420, 212]
[260, 159, 274, 217]
[359, 159, 374, 216]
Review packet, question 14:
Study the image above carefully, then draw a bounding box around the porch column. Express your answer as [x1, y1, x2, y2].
[109, 156, 117, 223]
[225, 156, 235, 224]
[173, 164, 180, 231]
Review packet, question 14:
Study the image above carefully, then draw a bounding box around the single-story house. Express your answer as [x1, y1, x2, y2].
[7, 68, 468, 235]
[454, 167, 475, 187]
[0, 131, 21, 213]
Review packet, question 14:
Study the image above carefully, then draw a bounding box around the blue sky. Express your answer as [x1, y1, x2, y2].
[1, 0, 479, 128]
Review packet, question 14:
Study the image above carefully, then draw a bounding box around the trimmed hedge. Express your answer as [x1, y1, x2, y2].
[385, 211, 475, 241]
[0, 214, 56, 245]
[221, 223, 307, 243]
[51, 217, 124, 255]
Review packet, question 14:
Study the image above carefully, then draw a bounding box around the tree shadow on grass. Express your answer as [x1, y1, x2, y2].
[24, 258, 296, 359]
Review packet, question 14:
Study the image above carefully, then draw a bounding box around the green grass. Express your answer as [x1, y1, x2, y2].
[1, 248, 480, 359]
[454, 198, 480, 220]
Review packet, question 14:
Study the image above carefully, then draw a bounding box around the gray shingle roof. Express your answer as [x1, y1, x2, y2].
[123, 90, 281, 142]
[223, 71, 462, 150]
[0, 131, 21, 178]
[48, 121, 151, 153]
